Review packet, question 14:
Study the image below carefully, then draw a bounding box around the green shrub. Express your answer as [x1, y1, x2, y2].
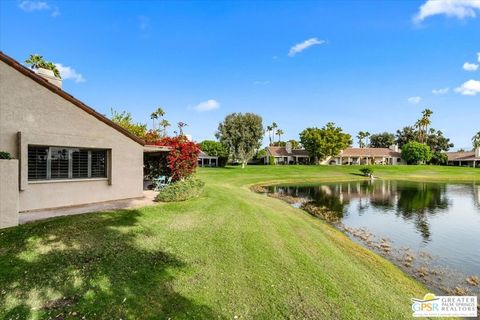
[359, 167, 373, 176]
[0, 151, 12, 159]
[155, 178, 205, 202]
[268, 156, 275, 165]
[429, 152, 448, 165]
[401, 141, 432, 165]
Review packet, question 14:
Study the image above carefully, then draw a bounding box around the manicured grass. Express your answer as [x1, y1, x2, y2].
[0, 165, 478, 319]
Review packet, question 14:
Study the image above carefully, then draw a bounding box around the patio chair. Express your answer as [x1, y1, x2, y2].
[154, 176, 173, 191]
[153, 175, 166, 191]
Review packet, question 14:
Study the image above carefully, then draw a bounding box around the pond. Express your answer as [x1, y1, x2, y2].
[264, 180, 480, 295]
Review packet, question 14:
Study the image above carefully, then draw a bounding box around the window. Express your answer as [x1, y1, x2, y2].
[397, 158, 401, 163]
[91, 150, 107, 178]
[28, 146, 48, 180]
[28, 146, 108, 181]
[50, 148, 69, 179]
[72, 149, 89, 178]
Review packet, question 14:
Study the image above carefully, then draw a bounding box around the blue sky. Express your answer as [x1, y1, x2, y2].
[1, 0, 479, 149]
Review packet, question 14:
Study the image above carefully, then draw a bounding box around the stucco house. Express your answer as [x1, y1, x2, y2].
[197, 151, 219, 167]
[446, 148, 480, 167]
[263, 142, 310, 164]
[327, 146, 405, 165]
[0, 51, 151, 228]
[263, 143, 404, 165]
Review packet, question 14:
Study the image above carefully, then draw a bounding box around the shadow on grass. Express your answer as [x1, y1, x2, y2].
[0, 209, 219, 319]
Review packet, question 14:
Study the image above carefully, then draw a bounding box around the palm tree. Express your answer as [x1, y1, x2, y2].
[266, 125, 273, 146]
[156, 107, 165, 119]
[473, 131, 480, 149]
[150, 112, 158, 131]
[25, 54, 61, 78]
[364, 131, 370, 147]
[269, 122, 278, 146]
[357, 131, 366, 148]
[177, 122, 187, 136]
[25, 54, 45, 69]
[416, 109, 433, 144]
[160, 119, 170, 137]
[276, 129, 284, 142]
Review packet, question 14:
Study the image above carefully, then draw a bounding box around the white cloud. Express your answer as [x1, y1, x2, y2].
[413, 0, 480, 22]
[54, 63, 86, 83]
[408, 96, 422, 104]
[18, 1, 60, 16]
[463, 62, 479, 71]
[253, 80, 270, 86]
[19, 1, 49, 11]
[432, 87, 449, 94]
[193, 99, 220, 112]
[455, 79, 480, 95]
[288, 38, 325, 57]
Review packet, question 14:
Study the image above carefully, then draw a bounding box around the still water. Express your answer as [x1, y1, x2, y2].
[266, 180, 480, 293]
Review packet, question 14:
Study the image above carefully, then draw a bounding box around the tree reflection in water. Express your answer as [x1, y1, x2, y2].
[269, 180, 451, 242]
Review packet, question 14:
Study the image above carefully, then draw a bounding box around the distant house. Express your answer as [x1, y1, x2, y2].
[446, 148, 480, 168]
[263, 142, 310, 164]
[327, 145, 405, 165]
[198, 151, 219, 167]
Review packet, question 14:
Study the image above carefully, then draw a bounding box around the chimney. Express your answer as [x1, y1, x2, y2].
[285, 141, 292, 154]
[389, 144, 399, 152]
[36, 68, 62, 89]
[476, 147, 480, 158]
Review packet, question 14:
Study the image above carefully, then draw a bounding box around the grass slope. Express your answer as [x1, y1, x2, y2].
[1, 165, 478, 319]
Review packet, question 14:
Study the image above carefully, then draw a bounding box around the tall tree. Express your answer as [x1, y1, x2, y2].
[216, 113, 264, 168]
[287, 139, 301, 149]
[357, 131, 366, 148]
[177, 122, 187, 136]
[364, 131, 371, 147]
[300, 122, 352, 164]
[416, 108, 433, 143]
[150, 112, 158, 131]
[395, 126, 417, 148]
[110, 108, 147, 138]
[276, 129, 284, 142]
[369, 132, 395, 148]
[473, 131, 480, 149]
[426, 129, 453, 152]
[266, 125, 273, 146]
[159, 119, 170, 137]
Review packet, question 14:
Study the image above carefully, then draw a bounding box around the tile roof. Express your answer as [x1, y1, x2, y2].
[0, 51, 145, 145]
[446, 151, 479, 161]
[266, 146, 309, 157]
[339, 148, 401, 157]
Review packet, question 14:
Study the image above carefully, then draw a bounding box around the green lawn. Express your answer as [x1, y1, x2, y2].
[1, 165, 478, 319]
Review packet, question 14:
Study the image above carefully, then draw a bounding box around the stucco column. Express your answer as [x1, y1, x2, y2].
[0, 159, 19, 229]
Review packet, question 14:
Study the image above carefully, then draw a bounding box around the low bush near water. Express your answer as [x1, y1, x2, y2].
[155, 178, 205, 202]
[360, 167, 373, 176]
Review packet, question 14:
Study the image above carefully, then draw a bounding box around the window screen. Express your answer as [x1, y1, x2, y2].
[28, 146, 108, 181]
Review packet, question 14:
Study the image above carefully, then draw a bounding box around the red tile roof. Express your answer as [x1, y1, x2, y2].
[446, 151, 479, 161]
[266, 146, 309, 157]
[340, 148, 401, 157]
[0, 51, 145, 145]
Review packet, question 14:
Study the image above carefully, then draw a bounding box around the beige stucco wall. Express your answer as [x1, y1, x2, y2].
[0, 60, 143, 212]
[0, 159, 19, 228]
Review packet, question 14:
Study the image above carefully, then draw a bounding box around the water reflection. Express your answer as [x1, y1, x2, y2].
[269, 180, 451, 242]
[267, 180, 480, 292]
